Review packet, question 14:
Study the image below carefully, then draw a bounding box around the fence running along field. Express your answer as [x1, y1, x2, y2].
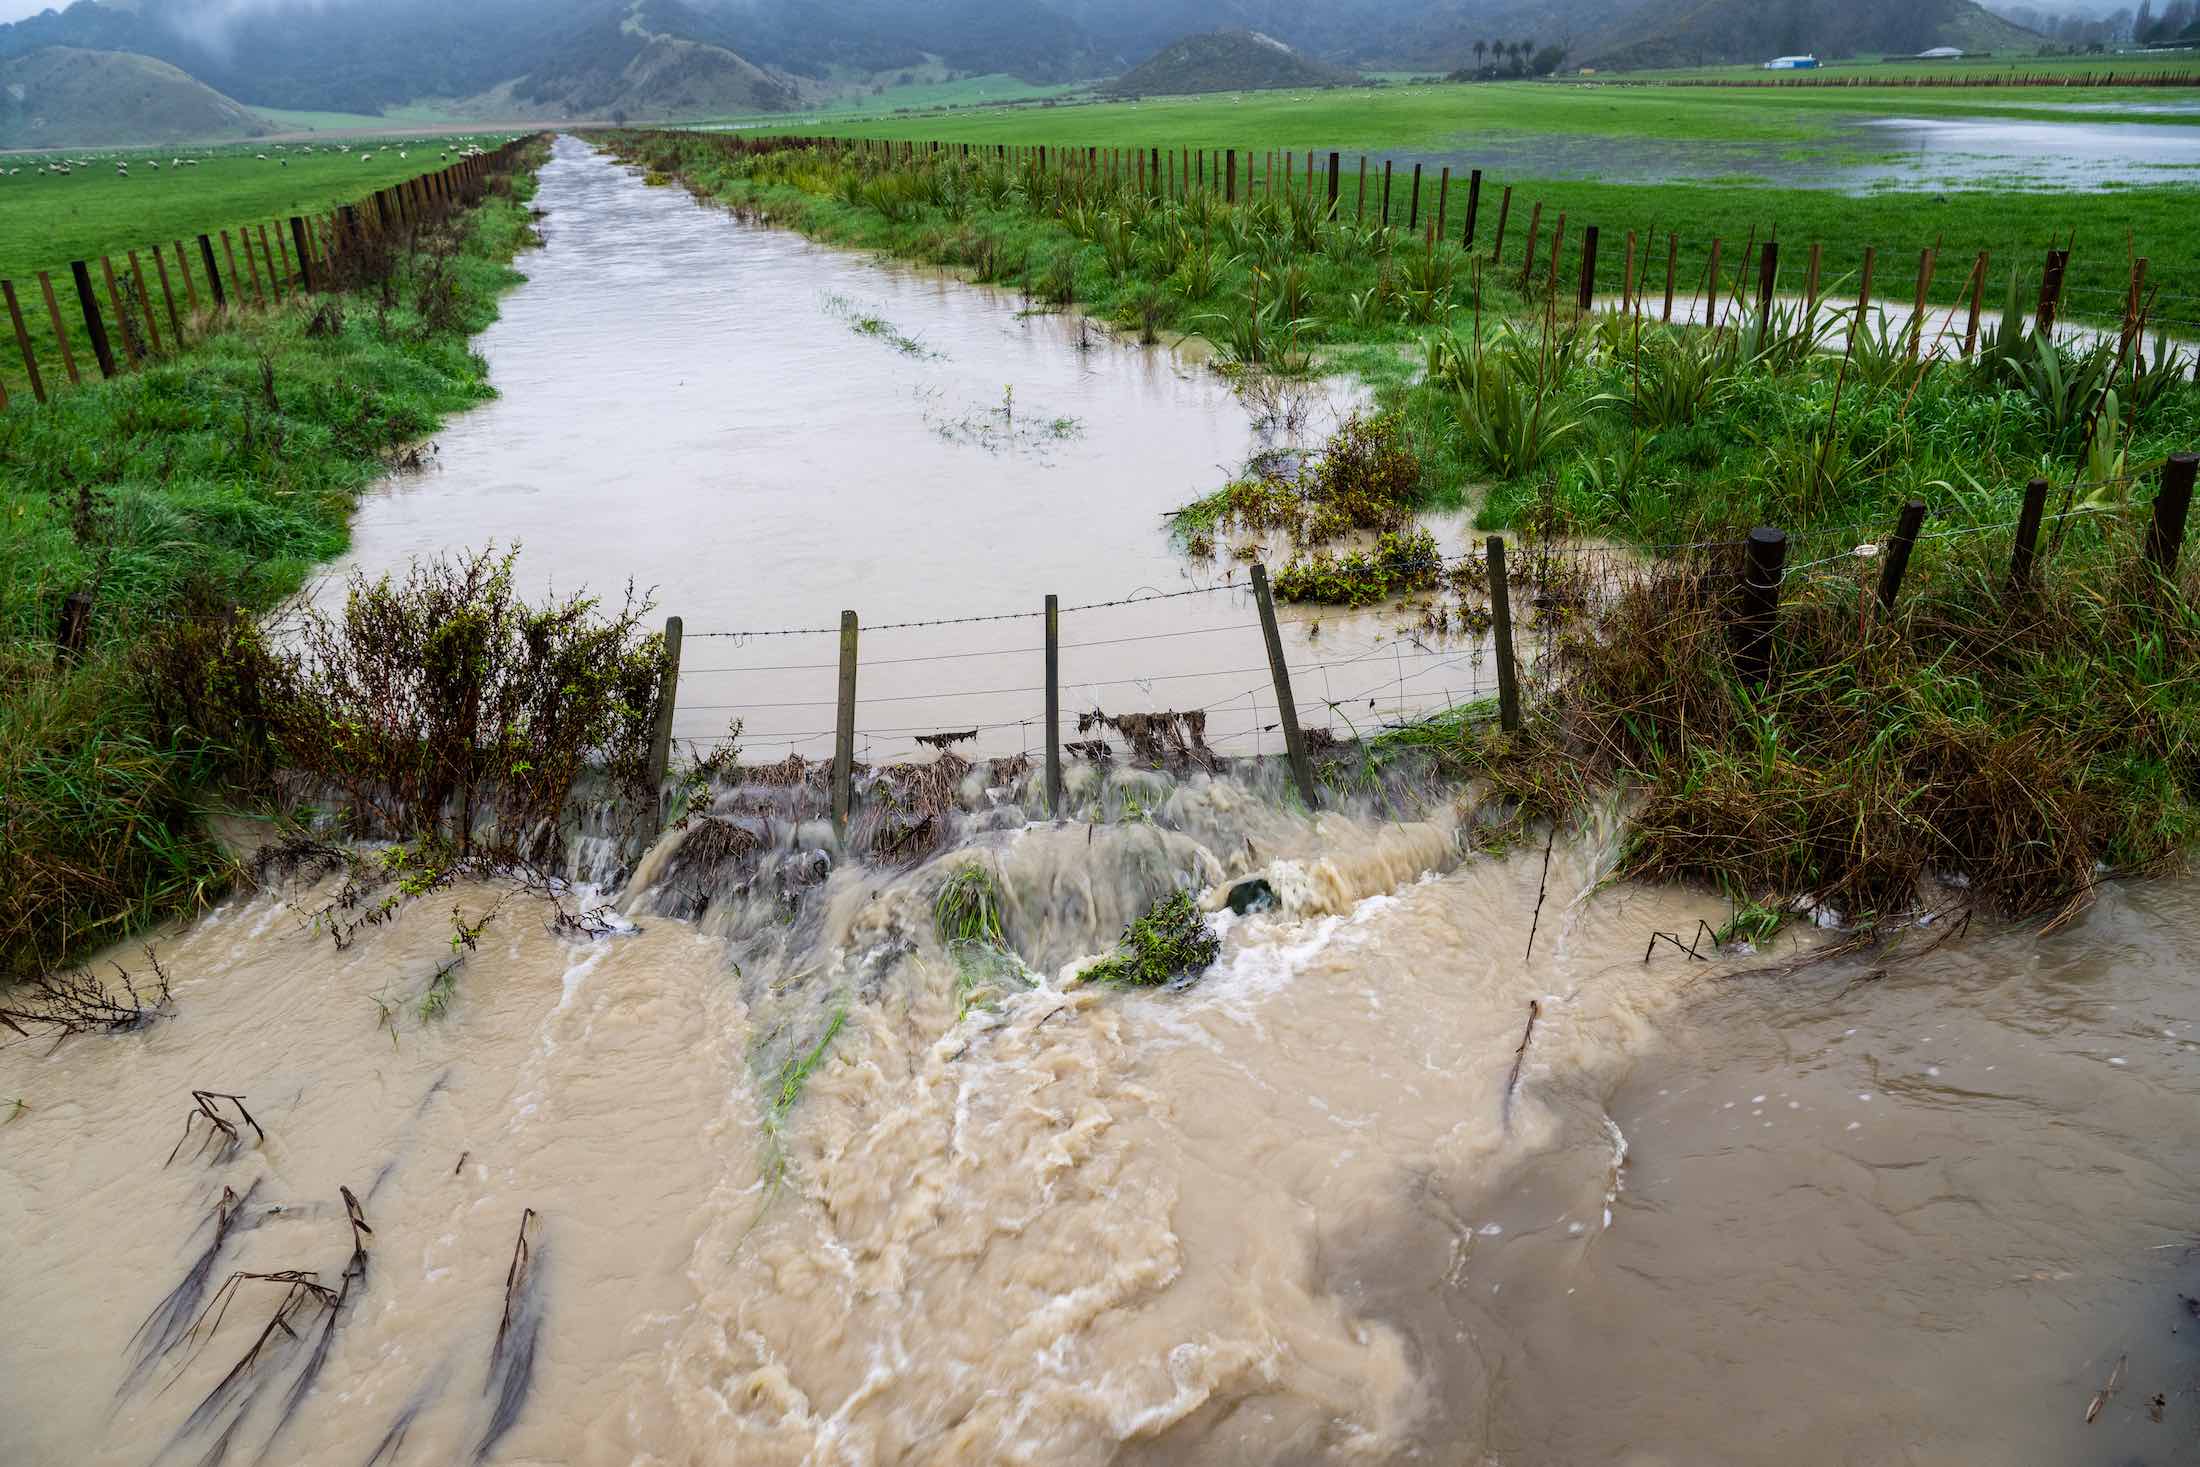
[0, 137, 540, 414]
[636, 129, 2200, 345]
[1581, 68, 2200, 89]
[641, 451, 2197, 822]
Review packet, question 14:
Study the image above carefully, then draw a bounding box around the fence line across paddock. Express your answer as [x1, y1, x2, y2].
[638, 452, 2196, 828]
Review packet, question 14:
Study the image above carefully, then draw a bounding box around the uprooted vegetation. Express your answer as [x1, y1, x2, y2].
[1077, 890, 1221, 988]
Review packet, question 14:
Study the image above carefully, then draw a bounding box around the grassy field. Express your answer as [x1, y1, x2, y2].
[0, 134, 518, 407]
[0, 143, 546, 979]
[749, 80, 2199, 320]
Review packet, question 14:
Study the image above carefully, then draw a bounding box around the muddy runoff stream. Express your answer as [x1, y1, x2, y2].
[6, 757, 2200, 1465]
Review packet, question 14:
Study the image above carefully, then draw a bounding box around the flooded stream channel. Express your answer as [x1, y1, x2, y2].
[5, 134, 2200, 1467]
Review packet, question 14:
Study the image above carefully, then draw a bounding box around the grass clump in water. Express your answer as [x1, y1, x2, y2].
[934, 862, 1006, 947]
[759, 1006, 847, 1201]
[1079, 890, 1219, 989]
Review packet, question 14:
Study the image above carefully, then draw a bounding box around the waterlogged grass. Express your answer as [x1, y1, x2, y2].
[753, 81, 2200, 313]
[0, 150, 546, 980]
[758, 1006, 847, 1202]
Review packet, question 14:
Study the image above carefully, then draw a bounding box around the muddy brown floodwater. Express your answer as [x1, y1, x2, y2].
[4, 766, 2199, 1466]
[323, 135, 1497, 767]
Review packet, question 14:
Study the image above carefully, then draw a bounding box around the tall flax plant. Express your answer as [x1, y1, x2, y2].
[1453, 320, 1584, 477]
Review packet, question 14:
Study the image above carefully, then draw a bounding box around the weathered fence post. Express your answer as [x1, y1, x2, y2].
[56, 589, 92, 665]
[38, 271, 79, 385]
[647, 615, 682, 810]
[2035, 247, 2068, 336]
[291, 218, 317, 292]
[1463, 168, 1482, 248]
[2148, 452, 2197, 578]
[2008, 476, 2049, 594]
[1044, 593, 1062, 819]
[1735, 528, 1788, 686]
[1250, 563, 1318, 810]
[1487, 537, 1521, 733]
[1381, 159, 1392, 228]
[3, 281, 46, 404]
[1492, 185, 1512, 263]
[1328, 151, 1339, 210]
[1622, 230, 1637, 313]
[1907, 247, 1935, 361]
[1855, 244, 1876, 327]
[198, 235, 226, 309]
[1804, 242, 1823, 319]
[69, 262, 116, 379]
[832, 610, 859, 837]
[1518, 203, 1541, 288]
[1436, 166, 1450, 238]
[1408, 162, 1423, 231]
[150, 248, 180, 345]
[1226, 149, 1236, 203]
[1663, 232, 1678, 322]
[1876, 500, 1928, 613]
[1577, 225, 1598, 314]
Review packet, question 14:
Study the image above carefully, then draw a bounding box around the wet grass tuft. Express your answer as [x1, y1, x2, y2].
[1080, 890, 1220, 988]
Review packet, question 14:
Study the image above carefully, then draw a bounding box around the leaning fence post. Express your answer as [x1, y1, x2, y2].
[3, 281, 46, 404]
[1735, 528, 1788, 686]
[1250, 564, 1318, 809]
[1663, 232, 1678, 321]
[1044, 594, 1062, 819]
[56, 589, 92, 665]
[1328, 151, 1339, 210]
[647, 615, 682, 811]
[832, 610, 859, 837]
[2008, 476, 2049, 593]
[1576, 225, 1598, 313]
[2148, 452, 2197, 579]
[1408, 162, 1423, 230]
[291, 217, 317, 292]
[1463, 168, 1482, 248]
[198, 235, 226, 309]
[1492, 185, 1512, 262]
[1487, 537, 1521, 733]
[1755, 239, 1779, 350]
[1876, 500, 1928, 614]
[69, 262, 117, 379]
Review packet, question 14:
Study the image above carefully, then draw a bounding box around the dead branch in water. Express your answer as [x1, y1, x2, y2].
[120, 1182, 264, 1398]
[166, 1092, 266, 1167]
[478, 1209, 544, 1462]
[1523, 829, 1555, 963]
[2085, 1353, 2125, 1423]
[1502, 999, 1542, 1129]
[1642, 921, 1718, 963]
[0, 947, 172, 1041]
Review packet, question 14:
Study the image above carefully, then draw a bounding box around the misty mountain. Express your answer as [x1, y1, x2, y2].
[1096, 28, 1361, 95]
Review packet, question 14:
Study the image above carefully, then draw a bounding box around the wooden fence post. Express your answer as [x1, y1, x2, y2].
[1577, 225, 1598, 313]
[1663, 232, 1678, 322]
[100, 258, 139, 366]
[1226, 149, 1236, 203]
[1408, 162, 1423, 231]
[3, 281, 46, 404]
[1487, 537, 1521, 733]
[2008, 476, 2049, 594]
[1908, 247, 1935, 360]
[1328, 151, 1339, 210]
[38, 272, 79, 385]
[647, 616, 682, 807]
[1356, 155, 1367, 218]
[1250, 563, 1318, 809]
[1622, 230, 1637, 314]
[150, 248, 180, 346]
[70, 262, 116, 379]
[2034, 247, 2067, 336]
[56, 590, 93, 665]
[1381, 159, 1392, 227]
[1044, 594, 1062, 819]
[1804, 242, 1823, 319]
[1876, 500, 1928, 613]
[173, 242, 196, 315]
[1518, 203, 1541, 288]
[2148, 452, 2197, 578]
[1735, 528, 1788, 686]
[1546, 213, 1566, 298]
[198, 235, 226, 309]
[1463, 168, 1482, 248]
[832, 610, 859, 837]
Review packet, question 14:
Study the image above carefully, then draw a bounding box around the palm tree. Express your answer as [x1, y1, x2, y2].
[1474, 39, 1488, 71]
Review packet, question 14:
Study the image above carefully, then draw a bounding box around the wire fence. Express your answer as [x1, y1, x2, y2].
[654, 458, 2194, 789]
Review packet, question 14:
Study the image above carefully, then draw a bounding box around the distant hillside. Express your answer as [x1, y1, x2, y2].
[1098, 29, 1362, 96]
[510, 0, 799, 117]
[1579, 0, 2040, 70]
[0, 45, 267, 147]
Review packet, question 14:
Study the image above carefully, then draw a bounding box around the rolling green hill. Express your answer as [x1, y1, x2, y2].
[1098, 29, 1362, 96]
[0, 46, 269, 148]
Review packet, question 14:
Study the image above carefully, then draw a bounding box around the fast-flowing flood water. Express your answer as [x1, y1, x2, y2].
[326, 136, 1486, 766]
[5, 767, 2200, 1465]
